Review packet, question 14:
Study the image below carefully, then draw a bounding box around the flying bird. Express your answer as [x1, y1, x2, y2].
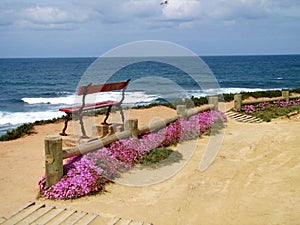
[160, 0, 168, 5]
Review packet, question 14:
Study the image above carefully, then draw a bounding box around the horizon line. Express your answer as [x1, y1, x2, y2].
[1, 53, 300, 59]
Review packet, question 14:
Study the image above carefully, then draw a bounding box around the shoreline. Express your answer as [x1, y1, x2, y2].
[1, 87, 300, 141]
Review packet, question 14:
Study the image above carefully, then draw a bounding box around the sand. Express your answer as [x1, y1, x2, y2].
[0, 105, 300, 225]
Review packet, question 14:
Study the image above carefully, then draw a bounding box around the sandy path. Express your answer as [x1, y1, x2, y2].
[0, 106, 300, 225]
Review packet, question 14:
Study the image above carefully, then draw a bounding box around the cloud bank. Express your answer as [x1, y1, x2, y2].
[0, 0, 299, 56]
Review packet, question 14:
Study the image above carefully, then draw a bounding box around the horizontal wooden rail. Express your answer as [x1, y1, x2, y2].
[242, 96, 284, 105]
[138, 115, 179, 135]
[234, 90, 300, 111]
[290, 95, 300, 100]
[62, 130, 132, 159]
[62, 104, 215, 159]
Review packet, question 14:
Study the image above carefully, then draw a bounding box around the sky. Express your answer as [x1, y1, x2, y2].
[0, 0, 300, 58]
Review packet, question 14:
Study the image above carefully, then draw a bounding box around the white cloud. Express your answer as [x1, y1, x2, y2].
[0, 0, 300, 56]
[160, 0, 300, 26]
[22, 6, 88, 24]
[162, 0, 201, 20]
[121, 0, 160, 18]
[0, 2, 98, 30]
[1, 0, 300, 30]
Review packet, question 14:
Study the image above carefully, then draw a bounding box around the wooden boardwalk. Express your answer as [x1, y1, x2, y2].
[0, 202, 152, 225]
[225, 111, 265, 123]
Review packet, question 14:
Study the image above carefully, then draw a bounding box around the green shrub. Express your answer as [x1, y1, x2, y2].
[252, 105, 300, 122]
[0, 117, 64, 142]
[0, 123, 35, 141]
[139, 148, 182, 168]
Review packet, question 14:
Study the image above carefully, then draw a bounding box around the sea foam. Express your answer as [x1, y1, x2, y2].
[0, 111, 65, 126]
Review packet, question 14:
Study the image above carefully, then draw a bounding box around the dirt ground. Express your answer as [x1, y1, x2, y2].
[0, 105, 299, 225]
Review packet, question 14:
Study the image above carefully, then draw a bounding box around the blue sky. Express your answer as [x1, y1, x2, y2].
[1, 0, 300, 57]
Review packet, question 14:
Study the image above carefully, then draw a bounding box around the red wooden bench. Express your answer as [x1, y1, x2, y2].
[59, 79, 130, 138]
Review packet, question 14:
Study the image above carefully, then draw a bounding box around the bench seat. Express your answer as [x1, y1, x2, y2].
[59, 100, 120, 114]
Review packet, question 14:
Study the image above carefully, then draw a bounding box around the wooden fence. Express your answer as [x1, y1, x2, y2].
[234, 90, 300, 111]
[44, 97, 219, 187]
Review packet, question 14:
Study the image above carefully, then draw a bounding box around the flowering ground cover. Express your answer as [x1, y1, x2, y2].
[234, 99, 300, 122]
[39, 110, 226, 200]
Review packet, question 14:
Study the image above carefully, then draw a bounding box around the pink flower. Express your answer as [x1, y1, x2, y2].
[39, 110, 226, 200]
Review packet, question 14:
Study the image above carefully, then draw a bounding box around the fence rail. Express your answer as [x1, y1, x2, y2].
[234, 90, 300, 111]
[44, 99, 218, 187]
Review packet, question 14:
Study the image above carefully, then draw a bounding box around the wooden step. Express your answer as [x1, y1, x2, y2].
[0, 202, 153, 225]
[225, 111, 264, 123]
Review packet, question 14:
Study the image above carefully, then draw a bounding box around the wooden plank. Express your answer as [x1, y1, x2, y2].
[107, 217, 121, 225]
[48, 209, 76, 225]
[3, 202, 35, 220]
[33, 208, 65, 225]
[59, 101, 119, 114]
[21, 205, 54, 224]
[131, 222, 144, 225]
[78, 81, 129, 95]
[290, 95, 300, 99]
[242, 117, 256, 122]
[229, 113, 242, 118]
[231, 114, 248, 119]
[225, 112, 238, 116]
[2, 202, 44, 225]
[64, 211, 87, 225]
[0, 217, 6, 224]
[62, 130, 131, 159]
[119, 219, 132, 225]
[242, 96, 283, 105]
[75, 213, 98, 225]
[186, 105, 213, 118]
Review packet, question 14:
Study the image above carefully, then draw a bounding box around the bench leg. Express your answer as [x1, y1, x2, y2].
[119, 106, 125, 125]
[60, 114, 71, 136]
[102, 105, 112, 125]
[79, 113, 89, 138]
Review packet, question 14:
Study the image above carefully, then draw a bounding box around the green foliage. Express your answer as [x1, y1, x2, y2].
[252, 105, 300, 122]
[241, 90, 282, 99]
[222, 93, 235, 102]
[0, 123, 35, 141]
[291, 87, 300, 94]
[32, 116, 64, 125]
[0, 117, 64, 142]
[132, 102, 175, 110]
[139, 148, 182, 167]
[204, 119, 226, 135]
[191, 96, 208, 106]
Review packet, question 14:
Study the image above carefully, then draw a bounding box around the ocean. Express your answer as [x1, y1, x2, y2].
[0, 55, 299, 135]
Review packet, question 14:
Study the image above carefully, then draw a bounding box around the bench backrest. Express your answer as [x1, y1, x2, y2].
[77, 79, 130, 96]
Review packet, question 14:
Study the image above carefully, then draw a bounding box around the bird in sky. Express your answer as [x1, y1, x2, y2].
[160, 0, 168, 5]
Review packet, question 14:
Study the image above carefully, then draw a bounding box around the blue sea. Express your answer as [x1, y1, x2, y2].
[0, 55, 299, 135]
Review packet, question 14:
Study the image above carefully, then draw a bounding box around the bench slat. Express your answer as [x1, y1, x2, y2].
[59, 100, 120, 114]
[78, 81, 129, 95]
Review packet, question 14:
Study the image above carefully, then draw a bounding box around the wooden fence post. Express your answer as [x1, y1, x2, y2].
[209, 96, 219, 110]
[176, 105, 187, 119]
[44, 136, 63, 187]
[125, 119, 139, 138]
[234, 94, 242, 111]
[282, 90, 289, 102]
